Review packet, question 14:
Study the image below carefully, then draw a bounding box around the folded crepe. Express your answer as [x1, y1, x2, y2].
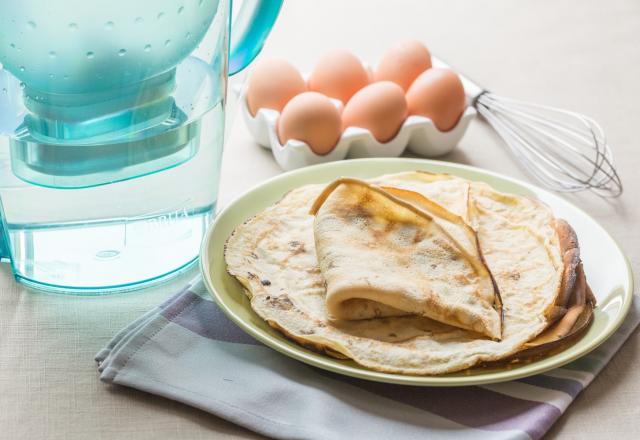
[309, 178, 502, 340]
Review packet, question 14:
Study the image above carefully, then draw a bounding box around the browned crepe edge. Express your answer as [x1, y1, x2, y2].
[553, 218, 581, 312]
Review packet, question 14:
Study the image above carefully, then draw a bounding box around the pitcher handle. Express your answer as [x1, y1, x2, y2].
[0, 198, 10, 261]
[228, 0, 283, 75]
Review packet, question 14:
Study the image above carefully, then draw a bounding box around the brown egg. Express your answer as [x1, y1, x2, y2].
[246, 58, 306, 116]
[374, 40, 432, 91]
[342, 81, 407, 143]
[277, 92, 343, 155]
[406, 68, 466, 132]
[307, 50, 369, 104]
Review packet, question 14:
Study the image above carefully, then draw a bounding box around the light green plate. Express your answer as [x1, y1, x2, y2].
[200, 158, 633, 386]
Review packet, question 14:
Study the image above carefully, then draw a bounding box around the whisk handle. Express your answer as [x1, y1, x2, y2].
[432, 56, 487, 106]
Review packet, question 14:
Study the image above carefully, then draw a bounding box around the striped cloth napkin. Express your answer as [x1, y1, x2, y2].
[96, 278, 639, 440]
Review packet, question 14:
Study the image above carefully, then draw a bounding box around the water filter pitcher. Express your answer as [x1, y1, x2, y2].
[0, 0, 282, 292]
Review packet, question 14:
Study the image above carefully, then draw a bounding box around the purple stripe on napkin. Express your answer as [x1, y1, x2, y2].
[161, 290, 260, 346]
[327, 375, 558, 440]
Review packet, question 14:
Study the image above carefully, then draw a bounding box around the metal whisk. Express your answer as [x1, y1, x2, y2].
[433, 57, 623, 197]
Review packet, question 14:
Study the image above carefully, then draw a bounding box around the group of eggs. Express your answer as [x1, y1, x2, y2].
[246, 40, 466, 155]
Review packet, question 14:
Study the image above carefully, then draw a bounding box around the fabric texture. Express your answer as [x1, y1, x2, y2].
[96, 278, 640, 440]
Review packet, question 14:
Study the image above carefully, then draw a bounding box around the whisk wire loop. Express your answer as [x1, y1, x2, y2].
[475, 92, 622, 197]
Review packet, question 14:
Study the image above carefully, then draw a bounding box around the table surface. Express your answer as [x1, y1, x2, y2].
[1, 1, 639, 439]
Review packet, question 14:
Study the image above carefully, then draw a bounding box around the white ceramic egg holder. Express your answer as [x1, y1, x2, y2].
[238, 84, 476, 171]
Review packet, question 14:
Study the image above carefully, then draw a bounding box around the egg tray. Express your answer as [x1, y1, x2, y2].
[238, 86, 476, 171]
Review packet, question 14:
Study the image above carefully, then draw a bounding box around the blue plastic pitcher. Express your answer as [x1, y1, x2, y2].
[0, 0, 283, 293]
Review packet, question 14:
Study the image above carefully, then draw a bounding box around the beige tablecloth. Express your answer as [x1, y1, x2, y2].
[1, 1, 638, 438]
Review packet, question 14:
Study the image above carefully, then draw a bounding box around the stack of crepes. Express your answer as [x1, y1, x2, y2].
[225, 171, 595, 375]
